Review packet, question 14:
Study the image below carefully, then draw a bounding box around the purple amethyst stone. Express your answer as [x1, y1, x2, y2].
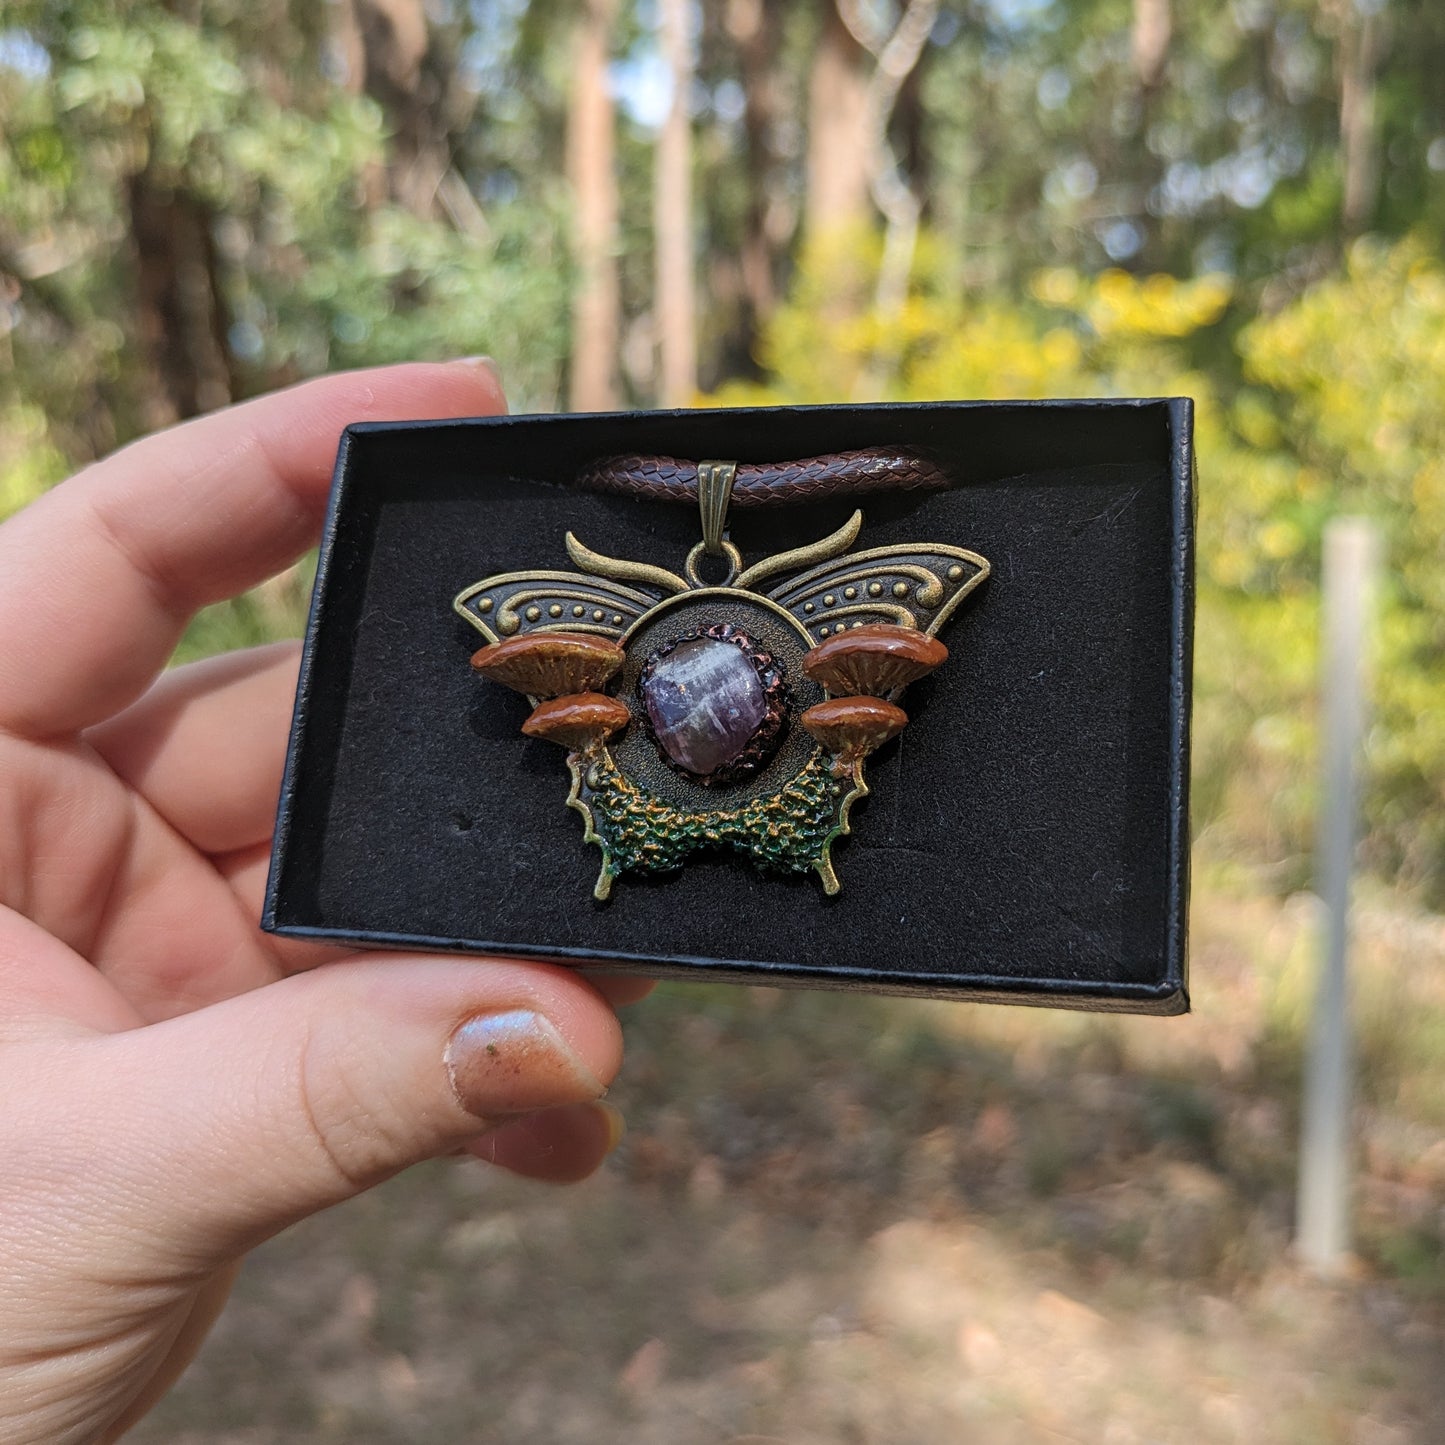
[642, 637, 764, 776]
[638, 625, 786, 785]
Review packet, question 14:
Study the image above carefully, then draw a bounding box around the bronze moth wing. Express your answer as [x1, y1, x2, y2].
[454, 571, 658, 645]
[763, 544, 990, 644]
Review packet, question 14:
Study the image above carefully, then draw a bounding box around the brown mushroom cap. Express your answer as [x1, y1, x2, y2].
[803, 623, 947, 696]
[800, 695, 908, 765]
[521, 692, 632, 751]
[471, 632, 624, 697]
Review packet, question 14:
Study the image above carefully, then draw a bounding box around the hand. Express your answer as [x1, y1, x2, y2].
[0, 363, 645, 1444]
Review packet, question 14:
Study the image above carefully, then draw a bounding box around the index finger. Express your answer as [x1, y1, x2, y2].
[0, 360, 505, 738]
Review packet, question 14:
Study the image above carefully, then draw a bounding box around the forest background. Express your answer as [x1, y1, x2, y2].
[3, 0, 1444, 901]
[1, 2, 1444, 1441]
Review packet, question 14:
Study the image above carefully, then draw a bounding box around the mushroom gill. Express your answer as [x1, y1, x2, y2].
[800, 695, 908, 773]
[802, 623, 947, 697]
[471, 632, 624, 698]
[521, 693, 632, 752]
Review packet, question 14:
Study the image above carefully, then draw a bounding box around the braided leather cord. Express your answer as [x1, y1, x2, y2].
[576, 447, 951, 507]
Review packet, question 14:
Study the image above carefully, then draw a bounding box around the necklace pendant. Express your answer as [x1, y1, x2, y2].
[456, 462, 988, 900]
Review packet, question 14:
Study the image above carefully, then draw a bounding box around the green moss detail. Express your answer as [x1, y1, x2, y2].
[568, 747, 864, 898]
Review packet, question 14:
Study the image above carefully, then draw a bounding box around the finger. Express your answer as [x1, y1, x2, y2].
[87, 642, 301, 856]
[583, 974, 657, 1007]
[0, 737, 286, 1023]
[214, 841, 348, 973]
[0, 905, 142, 1037]
[77, 802, 287, 1021]
[218, 843, 660, 1003]
[468, 1101, 625, 1184]
[58, 956, 622, 1265]
[0, 360, 505, 739]
[98, 1262, 241, 1445]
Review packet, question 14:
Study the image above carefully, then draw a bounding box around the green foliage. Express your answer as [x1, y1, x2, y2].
[0, 1, 574, 657]
[708, 232, 1445, 902]
[0, 1, 571, 493]
[172, 559, 315, 666]
[0, 402, 68, 515]
[916, 0, 1437, 284]
[1239, 240, 1445, 890]
[283, 201, 571, 392]
[3, 0, 1445, 903]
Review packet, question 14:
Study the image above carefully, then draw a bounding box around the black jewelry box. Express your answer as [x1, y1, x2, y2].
[263, 400, 1194, 1014]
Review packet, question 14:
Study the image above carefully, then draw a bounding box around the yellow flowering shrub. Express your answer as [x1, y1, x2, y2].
[706, 234, 1445, 900]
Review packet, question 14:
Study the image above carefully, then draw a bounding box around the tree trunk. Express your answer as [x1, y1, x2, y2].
[1124, 0, 1171, 269]
[727, 0, 784, 373]
[334, 0, 452, 219]
[1338, 4, 1384, 236]
[804, 1, 871, 240]
[1131, 0, 1171, 91]
[566, 0, 623, 411]
[895, 53, 930, 221]
[654, 0, 697, 406]
[127, 168, 233, 427]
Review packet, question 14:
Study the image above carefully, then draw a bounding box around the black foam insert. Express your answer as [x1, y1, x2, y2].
[264, 400, 1193, 1013]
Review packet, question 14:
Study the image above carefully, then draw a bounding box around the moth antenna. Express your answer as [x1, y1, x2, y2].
[564, 533, 690, 595]
[733, 510, 865, 591]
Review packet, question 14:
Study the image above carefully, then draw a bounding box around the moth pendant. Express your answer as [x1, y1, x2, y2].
[455, 466, 988, 901]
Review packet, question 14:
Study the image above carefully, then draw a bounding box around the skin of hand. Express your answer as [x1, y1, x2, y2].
[0, 362, 651, 1445]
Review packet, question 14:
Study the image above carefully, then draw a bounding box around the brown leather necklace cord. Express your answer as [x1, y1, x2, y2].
[576, 447, 951, 508]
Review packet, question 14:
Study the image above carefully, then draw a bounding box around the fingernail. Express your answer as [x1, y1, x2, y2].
[445, 1009, 604, 1119]
[453, 355, 505, 413]
[462, 351, 508, 381]
[592, 1101, 626, 1154]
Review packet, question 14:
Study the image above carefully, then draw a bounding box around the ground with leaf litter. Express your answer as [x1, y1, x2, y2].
[132, 876, 1444, 1444]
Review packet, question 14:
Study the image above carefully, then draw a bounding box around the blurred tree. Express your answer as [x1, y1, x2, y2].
[0, 0, 570, 482]
[2, 0, 1445, 895]
[912, 0, 1443, 291]
[706, 226, 1445, 901]
[721, 0, 785, 375]
[836, 0, 940, 394]
[331, 0, 484, 228]
[1239, 238, 1445, 894]
[333, 0, 435, 213]
[126, 147, 235, 426]
[805, 1, 872, 238]
[1326, 0, 1386, 236]
[655, 0, 698, 404]
[566, 0, 623, 409]
[1131, 0, 1170, 90]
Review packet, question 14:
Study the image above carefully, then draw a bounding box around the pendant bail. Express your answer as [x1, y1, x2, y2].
[697, 460, 738, 557]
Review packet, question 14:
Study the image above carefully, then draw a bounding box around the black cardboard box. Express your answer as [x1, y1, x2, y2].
[263, 399, 1194, 1013]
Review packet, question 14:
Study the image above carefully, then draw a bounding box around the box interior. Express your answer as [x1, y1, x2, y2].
[265, 400, 1192, 1012]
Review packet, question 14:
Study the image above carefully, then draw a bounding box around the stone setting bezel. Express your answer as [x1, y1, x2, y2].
[636, 621, 788, 787]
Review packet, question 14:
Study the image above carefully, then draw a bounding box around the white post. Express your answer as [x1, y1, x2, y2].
[1296, 517, 1379, 1275]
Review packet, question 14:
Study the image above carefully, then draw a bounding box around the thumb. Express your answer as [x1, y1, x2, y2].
[63, 955, 623, 1265]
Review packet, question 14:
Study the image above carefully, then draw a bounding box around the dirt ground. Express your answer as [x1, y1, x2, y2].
[131, 874, 1444, 1444]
